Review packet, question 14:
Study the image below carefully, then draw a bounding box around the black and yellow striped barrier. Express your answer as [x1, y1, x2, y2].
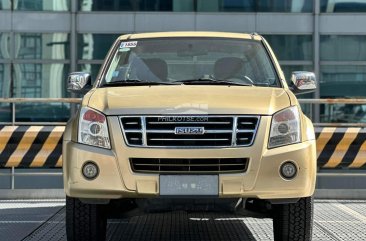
[0, 126, 64, 168]
[0, 126, 365, 169]
[316, 127, 366, 169]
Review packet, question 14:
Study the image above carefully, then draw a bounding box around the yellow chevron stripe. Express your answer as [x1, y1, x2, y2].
[5, 126, 43, 167]
[0, 126, 18, 154]
[316, 127, 336, 159]
[56, 156, 63, 167]
[323, 128, 360, 168]
[30, 126, 64, 167]
[348, 141, 366, 168]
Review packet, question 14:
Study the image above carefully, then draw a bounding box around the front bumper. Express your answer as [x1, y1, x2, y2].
[63, 116, 316, 200]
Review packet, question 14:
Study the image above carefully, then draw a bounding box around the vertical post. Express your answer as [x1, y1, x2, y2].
[310, 103, 313, 120]
[11, 167, 15, 190]
[11, 102, 15, 125]
[70, 0, 78, 115]
[70, 0, 77, 73]
[313, 0, 320, 123]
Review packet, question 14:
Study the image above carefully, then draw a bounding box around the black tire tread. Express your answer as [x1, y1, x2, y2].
[273, 196, 314, 241]
[66, 196, 107, 241]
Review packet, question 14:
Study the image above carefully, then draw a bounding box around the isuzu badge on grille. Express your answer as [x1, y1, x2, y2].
[175, 127, 205, 135]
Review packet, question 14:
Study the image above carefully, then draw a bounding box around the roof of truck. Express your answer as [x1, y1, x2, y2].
[118, 31, 263, 41]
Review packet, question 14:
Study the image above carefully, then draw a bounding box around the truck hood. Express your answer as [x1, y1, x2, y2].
[87, 85, 290, 115]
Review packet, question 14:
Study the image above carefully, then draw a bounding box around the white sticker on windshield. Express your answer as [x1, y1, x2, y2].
[120, 41, 137, 48]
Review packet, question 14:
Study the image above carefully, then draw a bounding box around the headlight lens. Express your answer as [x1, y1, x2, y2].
[78, 107, 111, 149]
[268, 106, 300, 148]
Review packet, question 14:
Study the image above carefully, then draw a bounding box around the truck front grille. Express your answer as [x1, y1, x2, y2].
[120, 116, 260, 148]
[130, 158, 249, 174]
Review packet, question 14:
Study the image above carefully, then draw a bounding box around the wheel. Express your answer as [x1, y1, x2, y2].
[272, 196, 314, 241]
[66, 196, 107, 241]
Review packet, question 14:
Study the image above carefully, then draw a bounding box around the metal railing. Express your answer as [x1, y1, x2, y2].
[0, 98, 81, 126]
[298, 98, 366, 127]
[0, 168, 62, 190]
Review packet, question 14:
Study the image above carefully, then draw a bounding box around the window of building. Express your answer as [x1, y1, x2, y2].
[0, 0, 11, 10]
[78, 0, 181, 11]
[77, 34, 120, 81]
[197, 0, 255, 12]
[77, 34, 119, 60]
[78, 0, 312, 12]
[0, 63, 11, 122]
[0, 34, 11, 59]
[257, 0, 313, 12]
[320, 65, 366, 123]
[319, 35, 366, 123]
[320, 65, 366, 97]
[264, 35, 313, 61]
[14, 33, 70, 60]
[11, 63, 71, 122]
[321, 0, 366, 12]
[320, 35, 366, 97]
[13, 0, 70, 11]
[320, 35, 366, 61]
[3, 33, 72, 122]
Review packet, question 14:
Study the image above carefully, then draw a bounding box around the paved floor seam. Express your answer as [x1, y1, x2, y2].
[313, 221, 343, 241]
[331, 202, 366, 223]
[21, 206, 65, 241]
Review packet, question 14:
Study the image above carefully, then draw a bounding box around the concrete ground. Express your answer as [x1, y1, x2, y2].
[1, 199, 365, 241]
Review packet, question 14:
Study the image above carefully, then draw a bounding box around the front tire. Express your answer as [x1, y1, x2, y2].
[66, 196, 107, 241]
[272, 196, 314, 241]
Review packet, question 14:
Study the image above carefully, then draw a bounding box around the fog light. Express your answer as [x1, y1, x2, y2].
[280, 161, 297, 179]
[82, 162, 99, 180]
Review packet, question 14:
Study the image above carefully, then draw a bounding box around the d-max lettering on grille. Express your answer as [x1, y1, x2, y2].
[63, 32, 317, 241]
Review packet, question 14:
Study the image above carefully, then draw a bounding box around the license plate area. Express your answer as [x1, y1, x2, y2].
[160, 175, 218, 196]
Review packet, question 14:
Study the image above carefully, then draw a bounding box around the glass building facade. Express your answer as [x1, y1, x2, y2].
[0, 0, 366, 123]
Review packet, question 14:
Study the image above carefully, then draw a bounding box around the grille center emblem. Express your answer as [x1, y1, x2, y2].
[175, 127, 205, 135]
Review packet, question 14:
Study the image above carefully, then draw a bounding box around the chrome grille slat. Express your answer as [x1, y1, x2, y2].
[149, 138, 230, 141]
[239, 122, 255, 125]
[125, 129, 143, 132]
[133, 163, 243, 166]
[148, 121, 231, 124]
[120, 115, 260, 148]
[237, 130, 255, 133]
[130, 158, 249, 174]
[145, 129, 233, 133]
[141, 117, 147, 146]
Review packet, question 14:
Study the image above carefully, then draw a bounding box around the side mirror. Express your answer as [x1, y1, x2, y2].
[290, 71, 317, 94]
[67, 72, 92, 94]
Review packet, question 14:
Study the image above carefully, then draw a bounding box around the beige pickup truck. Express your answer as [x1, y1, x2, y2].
[64, 32, 317, 241]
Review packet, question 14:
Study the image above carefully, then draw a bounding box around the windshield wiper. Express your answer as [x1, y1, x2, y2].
[103, 79, 179, 86]
[173, 78, 253, 87]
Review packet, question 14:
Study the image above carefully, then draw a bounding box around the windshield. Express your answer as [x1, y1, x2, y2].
[101, 37, 280, 87]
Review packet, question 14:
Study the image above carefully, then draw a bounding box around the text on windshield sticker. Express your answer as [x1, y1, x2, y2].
[120, 41, 137, 48]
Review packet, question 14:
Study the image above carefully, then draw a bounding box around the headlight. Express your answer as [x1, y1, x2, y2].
[268, 106, 300, 148]
[78, 107, 111, 149]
